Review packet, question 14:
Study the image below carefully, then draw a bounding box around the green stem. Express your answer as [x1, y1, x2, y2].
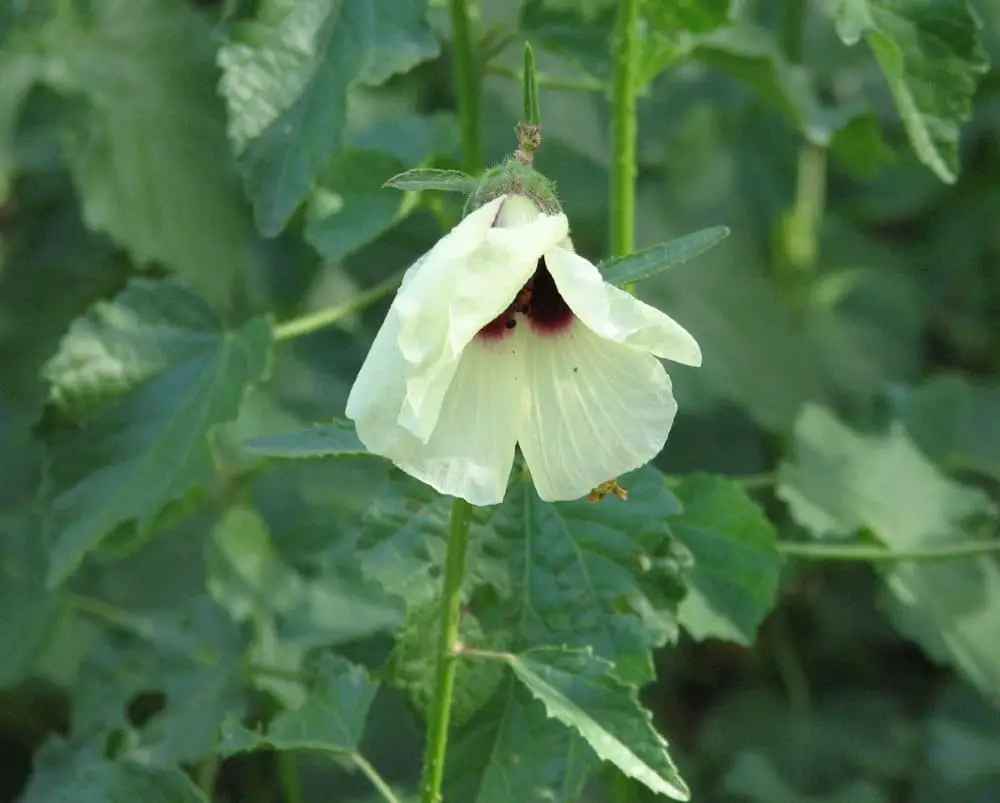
[419, 498, 474, 803]
[778, 540, 1000, 562]
[609, 0, 640, 259]
[353, 753, 404, 803]
[272, 271, 404, 342]
[487, 64, 605, 94]
[782, 143, 827, 275]
[278, 752, 303, 803]
[782, 0, 805, 63]
[449, 0, 482, 173]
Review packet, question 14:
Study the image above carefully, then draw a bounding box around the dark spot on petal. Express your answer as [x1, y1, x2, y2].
[526, 258, 573, 334]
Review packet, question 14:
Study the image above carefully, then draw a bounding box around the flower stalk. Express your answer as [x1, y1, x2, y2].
[609, 0, 640, 259]
[419, 498, 474, 803]
[449, 0, 482, 173]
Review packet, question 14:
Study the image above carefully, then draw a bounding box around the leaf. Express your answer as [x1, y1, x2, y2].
[778, 405, 1000, 699]
[242, 420, 369, 458]
[38, 0, 253, 304]
[668, 475, 783, 645]
[219, 0, 438, 236]
[41, 279, 273, 586]
[218, 654, 378, 756]
[599, 226, 730, 286]
[21, 738, 209, 803]
[304, 114, 458, 261]
[505, 647, 690, 800]
[446, 677, 598, 803]
[823, 0, 988, 182]
[383, 168, 477, 193]
[0, 513, 66, 686]
[71, 596, 247, 764]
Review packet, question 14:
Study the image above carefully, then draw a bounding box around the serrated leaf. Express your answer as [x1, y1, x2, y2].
[446, 677, 597, 803]
[41, 279, 273, 586]
[21, 737, 208, 803]
[485, 468, 689, 685]
[71, 596, 247, 764]
[778, 405, 1000, 699]
[599, 226, 730, 286]
[505, 647, 690, 800]
[242, 420, 368, 458]
[383, 168, 477, 193]
[38, 0, 253, 304]
[669, 475, 782, 645]
[218, 654, 378, 755]
[823, 0, 988, 182]
[219, 0, 438, 236]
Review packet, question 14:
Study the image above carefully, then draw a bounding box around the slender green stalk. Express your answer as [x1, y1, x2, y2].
[278, 753, 303, 803]
[449, 0, 482, 173]
[523, 43, 542, 125]
[272, 270, 404, 342]
[420, 498, 474, 803]
[609, 0, 640, 258]
[487, 64, 605, 94]
[353, 753, 404, 803]
[778, 539, 1000, 562]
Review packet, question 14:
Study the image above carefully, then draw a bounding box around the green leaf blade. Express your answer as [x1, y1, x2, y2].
[383, 167, 477, 193]
[600, 226, 730, 286]
[42, 280, 273, 586]
[508, 647, 690, 801]
[242, 420, 369, 458]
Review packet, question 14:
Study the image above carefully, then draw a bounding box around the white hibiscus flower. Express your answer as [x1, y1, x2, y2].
[345, 193, 702, 506]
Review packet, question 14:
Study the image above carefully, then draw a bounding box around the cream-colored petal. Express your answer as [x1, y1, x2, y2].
[518, 320, 678, 502]
[344, 305, 413, 455]
[544, 247, 702, 366]
[384, 332, 526, 506]
[396, 210, 569, 441]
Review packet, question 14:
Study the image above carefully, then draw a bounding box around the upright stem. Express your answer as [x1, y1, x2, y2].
[609, 0, 640, 258]
[420, 498, 474, 803]
[449, 0, 482, 173]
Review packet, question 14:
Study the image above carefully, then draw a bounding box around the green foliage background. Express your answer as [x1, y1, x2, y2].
[1, 0, 999, 801]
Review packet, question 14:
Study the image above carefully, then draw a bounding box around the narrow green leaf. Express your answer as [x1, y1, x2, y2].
[778, 405, 1000, 699]
[823, 0, 988, 182]
[242, 420, 368, 458]
[218, 654, 378, 756]
[41, 279, 273, 586]
[38, 0, 253, 304]
[669, 475, 783, 645]
[383, 167, 478, 193]
[600, 226, 729, 286]
[523, 42, 541, 125]
[506, 647, 690, 801]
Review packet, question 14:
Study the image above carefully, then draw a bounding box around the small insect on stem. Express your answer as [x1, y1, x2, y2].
[588, 478, 628, 503]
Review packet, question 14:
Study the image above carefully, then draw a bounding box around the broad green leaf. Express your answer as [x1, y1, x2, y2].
[599, 226, 730, 286]
[0, 513, 65, 686]
[488, 467, 689, 684]
[822, 0, 988, 182]
[41, 279, 273, 586]
[383, 168, 477, 193]
[446, 677, 597, 803]
[778, 405, 1000, 698]
[242, 420, 368, 458]
[38, 0, 253, 304]
[668, 475, 782, 645]
[71, 596, 247, 764]
[218, 0, 438, 236]
[506, 647, 689, 800]
[304, 114, 457, 261]
[21, 738, 208, 803]
[218, 654, 378, 755]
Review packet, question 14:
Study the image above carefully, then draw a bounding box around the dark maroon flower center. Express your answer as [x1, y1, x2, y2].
[478, 258, 574, 340]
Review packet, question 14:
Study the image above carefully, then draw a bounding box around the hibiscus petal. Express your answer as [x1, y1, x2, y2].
[397, 208, 569, 441]
[518, 320, 678, 502]
[544, 247, 702, 366]
[386, 334, 525, 506]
